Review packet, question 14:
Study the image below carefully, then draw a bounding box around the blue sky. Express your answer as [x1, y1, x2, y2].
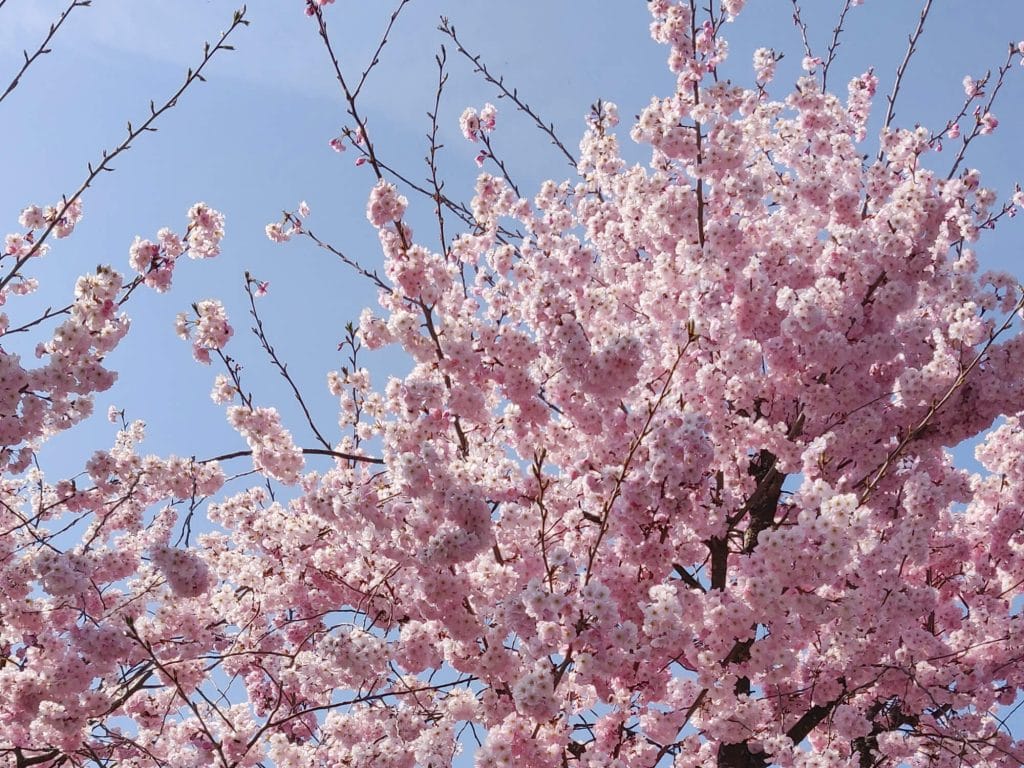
[2, 0, 1024, 761]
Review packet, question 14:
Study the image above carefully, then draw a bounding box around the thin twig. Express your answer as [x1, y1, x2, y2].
[198, 447, 384, 466]
[298, 226, 392, 293]
[438, 17, 578, 170]
[426, 47, 451, 257]
[945, 44, 1020, 180]
[0, 0, 91, 106]
[821, 0, 857, 91]
[3, 302, 73, 335]
[244, 274, 332, 451]
[352, 0, 411, 100]
[877, 0, 934, 162]
[312, 3, 407, 186]
[479, 132, 521, 198]
[312, 3, 474, 461]
[312, 2, 415, 258]
[788, 1, 814, 64]
[214, 349, 254, 410]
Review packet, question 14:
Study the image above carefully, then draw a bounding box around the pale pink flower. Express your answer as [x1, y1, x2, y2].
[459, 108, 481, 141]
[265, 222, 290, 243]
[479, 102, 497, 131]
[801, 55, 822, 72]
[18, 205, 44, 229]
[753, 47, 776, 82]
[366, 180, 407, 228]
[978, 111, 998, 134]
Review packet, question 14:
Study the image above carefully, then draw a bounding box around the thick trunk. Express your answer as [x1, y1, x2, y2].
[717, 741, 769, 768]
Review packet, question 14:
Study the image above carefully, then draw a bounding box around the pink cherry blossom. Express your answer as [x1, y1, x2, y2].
[459, 107, 481, 141]
[180, 299, 233, 363]
[752, 47, 777, 83]
[480, 102, 497, 131]
[4, 4, 1024, 768]
[979, 111, 999, 134]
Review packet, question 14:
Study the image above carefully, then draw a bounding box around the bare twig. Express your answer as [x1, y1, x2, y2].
[244, 274, 332, 451]
[789, 1, 814, 64]
[3, 302, 73, 335]
[821, 0, 857, 90]
[198, 447, 384, 466]
[479, 132, 521, 198]
[426, 47, 451, 256]
[311, 2, 410, 186]
[297, 226, 392, 293]
[352, 0, 411, 100]
[877, 0, 934, 161]
[214, 349, 254, 411]
[438, 17, 578, 170]
[0, 0, 91, 106]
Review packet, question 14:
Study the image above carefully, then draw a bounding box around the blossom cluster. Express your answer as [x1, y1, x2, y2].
[175, 299, 233, 363]
[459, 102, 497, 141]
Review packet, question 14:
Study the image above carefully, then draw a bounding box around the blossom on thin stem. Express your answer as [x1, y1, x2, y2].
[460, 103, 497, 142]
[177, 299, 233, 364]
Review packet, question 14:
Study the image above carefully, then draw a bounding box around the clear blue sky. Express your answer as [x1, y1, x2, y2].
[2, 0, 1023, 761]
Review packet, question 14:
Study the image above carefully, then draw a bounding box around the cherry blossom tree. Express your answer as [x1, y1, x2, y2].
[3, 1, 1024, 766]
